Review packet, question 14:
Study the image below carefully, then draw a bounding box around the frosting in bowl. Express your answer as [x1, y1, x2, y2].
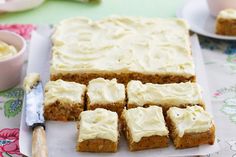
[0, 41, 18, 61]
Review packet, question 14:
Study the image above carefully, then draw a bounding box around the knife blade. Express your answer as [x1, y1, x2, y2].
[25, 81, 44, 127]
[24, 73, 48, 157]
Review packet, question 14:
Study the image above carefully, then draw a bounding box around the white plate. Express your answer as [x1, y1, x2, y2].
[0, 0, 44, 12]
[176, 0, 236, 40]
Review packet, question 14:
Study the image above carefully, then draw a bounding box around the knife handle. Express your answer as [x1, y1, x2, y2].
[32, 126, 48, 157]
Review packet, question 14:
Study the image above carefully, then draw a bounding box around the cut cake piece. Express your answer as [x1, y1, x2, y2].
[77, 108, 119, 152]
[127, 80, 205, 112]
[87, 78, 126, 116]
[121, 106, 169, 151]
[216, 9, 236, 36]
[43, 79, 86, 121]
[166, 106, 215, 149]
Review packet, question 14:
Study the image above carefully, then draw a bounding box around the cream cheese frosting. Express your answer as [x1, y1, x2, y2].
[51, 16, 194, 76]
[167, 106, 213, 137]
[87, 78, 125, 104]
[127, 80, 203, 106]
[218, 9, 236, 19]
[0, 41, 17, 61]
[123, 106, 169, 142]
[78, 108, 118, 142]
[44, 79, 86, 105]
[23, 73, 40, 92]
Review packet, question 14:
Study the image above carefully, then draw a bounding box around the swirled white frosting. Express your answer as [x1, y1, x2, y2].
[51, 16, 194, 77]
[78, 108, 118, 142]
[87, 78, 125, 104]
[167, 106, 213, 137]
[0, 41, 17, 61]
[23, 73, 40, 92]
[123, 106, 169, 142]
[44, 79, 86, 105]
[218, 9, 236, 19]
[127, 80, 203, 106]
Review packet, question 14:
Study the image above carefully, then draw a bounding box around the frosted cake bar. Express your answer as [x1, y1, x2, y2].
[77, 108, 119, 152]
[43, 79, 86, 121]
[166, 106, 215, 148]
[50, 16, 195, 84]
[121, 106, 169, 151]
[87, 78, 125, 115]
[127, 80, 205, 111]
[216, 9, 236, 36]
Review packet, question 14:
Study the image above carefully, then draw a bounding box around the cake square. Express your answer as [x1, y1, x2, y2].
[216, 9, 236, 36]
[50, 16, 195, 85]
[166, 106, 215, 149]
[127, 80, 205, 112]
[43, 79, 86, 121]
[77, 108, 119, 152]
[87, 78, 126, 115]
[121, 106, 169, 151]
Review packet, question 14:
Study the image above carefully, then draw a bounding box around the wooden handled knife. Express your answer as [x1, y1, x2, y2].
[24, 73, 48, 157]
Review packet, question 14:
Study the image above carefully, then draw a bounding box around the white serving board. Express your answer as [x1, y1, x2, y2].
[19, 26, 220, 157]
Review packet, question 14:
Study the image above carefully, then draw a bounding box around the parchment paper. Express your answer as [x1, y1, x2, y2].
[19, 26, 220, 157]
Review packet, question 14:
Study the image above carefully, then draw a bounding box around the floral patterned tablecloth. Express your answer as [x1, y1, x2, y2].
[0, 24, 34, 157]
[0, 25, 236, 157]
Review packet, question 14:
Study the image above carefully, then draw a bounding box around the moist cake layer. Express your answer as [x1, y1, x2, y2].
[51, 16, 194, 79]
[87, 78, 125, 104]
[122, 106, 169, 142]
[78, 108, 118, 142]
[44, 79, 86, 105]
[51, 72, 196, 85]
[127, 80, 203, 107]
[167, 106, 213, 137]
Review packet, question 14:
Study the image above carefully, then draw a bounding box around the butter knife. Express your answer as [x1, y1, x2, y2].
[24, 73, 48, 157]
